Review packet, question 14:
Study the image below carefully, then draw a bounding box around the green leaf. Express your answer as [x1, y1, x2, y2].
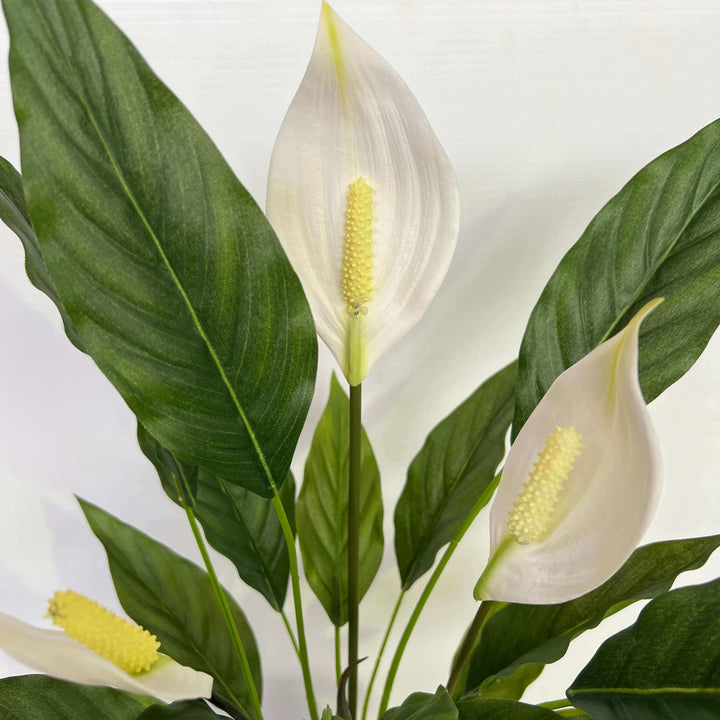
[513, 118, 720, 437]
[0, 156, 85, 351]
[456, 697, 558, 720]
[296, 373, 383, 626]
[3, 0, 317, 497]
[137, 421, 199, 507]
[382, 687, 458, 720]
[137, 700, 221, 719]
[395, 363, 516, 590]
[78, 498, 261, 717]
[459, 535, 720, 700]
[194, 470, 295, 612]
[567, 577, 720, 719]
[0, 675, 157, 720]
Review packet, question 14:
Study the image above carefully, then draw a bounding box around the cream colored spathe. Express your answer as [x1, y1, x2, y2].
[267, 3, 459, 385]
[475, 300, 663, 604]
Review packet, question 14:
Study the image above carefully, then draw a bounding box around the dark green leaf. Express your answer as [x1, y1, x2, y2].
[567, 577, 720, 719]
[3, 0, 317, 497]
[297, 374, 383, 626]
[78, 498, 261, 717]
[456, 697, 558, 720]
[459, 535, 720, 700]
[0, 675, 157, 720]
[195, 470, 294, 611]
[382, 687, 458, 720]
[513, 119, 720, 437]
[0, 156, 85, 350]
[137, 421, 199, 507]
[138, 700, 221, 719]
[395, 363, 516, 590]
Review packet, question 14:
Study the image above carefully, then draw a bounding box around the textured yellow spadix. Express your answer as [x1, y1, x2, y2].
[341, 177, 374, 313]
[507, 426, 583, 544]
[47, 590, 160, 674]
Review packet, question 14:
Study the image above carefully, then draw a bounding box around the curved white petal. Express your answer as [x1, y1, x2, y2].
[267, 2, 459, 383]
[477, 300, 663, 604]
[0, 613, 213, 701]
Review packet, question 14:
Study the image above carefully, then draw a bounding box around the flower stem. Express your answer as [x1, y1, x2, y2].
[182, 503, 264, 720]
[446, 600, 493, 695]
[272, 493, 319, 720]
[280, 608, 300, 659]
[377, 472, 501, 716]
[361, 590, 405, 720]
[335, 625, 342, 683]
[348, 382, 362, 719]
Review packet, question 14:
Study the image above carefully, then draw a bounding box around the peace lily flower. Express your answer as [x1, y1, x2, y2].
[474, 299, 663, 604]
[267, 2, 460, 385]
[0, 590, 212, 700]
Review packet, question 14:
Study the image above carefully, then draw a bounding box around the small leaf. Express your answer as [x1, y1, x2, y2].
[514, 118, 720, 437]
[0, 675, 157, 720]
[0, 156, 84, 351]
[567, 577, 720, 719]
[138, 700, 222, 719]
[458, 535, 720, 699]
[194, 470, 295, 611]
[3, 0, 317, 497]
[78, 499, 261, 717]
[382, 687, 458, 720]
[456, 697, 558, 719]
[297, 374, 383, 626]
[395, 363, 516, 589]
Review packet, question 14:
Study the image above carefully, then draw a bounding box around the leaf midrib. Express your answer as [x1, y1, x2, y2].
[25, 0, 277, 492]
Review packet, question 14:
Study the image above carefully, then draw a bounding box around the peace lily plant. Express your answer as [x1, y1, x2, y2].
[0, 1, 719, 720]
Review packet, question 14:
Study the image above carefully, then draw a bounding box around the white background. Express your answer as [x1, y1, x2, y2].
[1, 1, 720, 717]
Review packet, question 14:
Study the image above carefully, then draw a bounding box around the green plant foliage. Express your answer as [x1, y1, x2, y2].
[296, 374, 383, 626]
[2, 0, 317, 497]
[0, 156, 85, 351]
[567, 577, 720, 718]
[513, 119, 720, 438]
[137, 700, 222, 719]
[194, 471, 295, 612]
[457, 535, 720, 700]
[137, 422, 199, 507]
[382, 687, 458, 720]
[456, 697, 558, 719]
[78, 499, 261, 718]
[0, 675, 157, 719]
[395, 363, 516, 590]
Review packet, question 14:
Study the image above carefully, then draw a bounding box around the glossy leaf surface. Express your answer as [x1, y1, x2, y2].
[514, 118, 720, 437]
[297, 374, 383, 626]
[395, 363, 516, 589]
[3, 0, 317, 496]
[79, 499, 261, 717]
[568, 578, 720, 719]
[138, 700, 222, 719]
[0, 675, 156, 720]
[459, 535, 720, 699]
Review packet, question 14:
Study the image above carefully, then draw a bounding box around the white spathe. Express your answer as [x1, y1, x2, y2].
[0, 613, 213, 701]
[267, 2, 459, 384]
[476, 300, 663, 604]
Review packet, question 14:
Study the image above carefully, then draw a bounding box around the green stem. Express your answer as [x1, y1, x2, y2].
[377, 473, 501, 716]
[361, 591, 405, 720]
[280, 608, 301, 659]
[446, 600, 493, 695]
[273, 493, 319, 720]
[183, 504, 264, 720]
[538, 699, 573, 710]
[348, 382, 362, 719]
[335, 626, 342, 684]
